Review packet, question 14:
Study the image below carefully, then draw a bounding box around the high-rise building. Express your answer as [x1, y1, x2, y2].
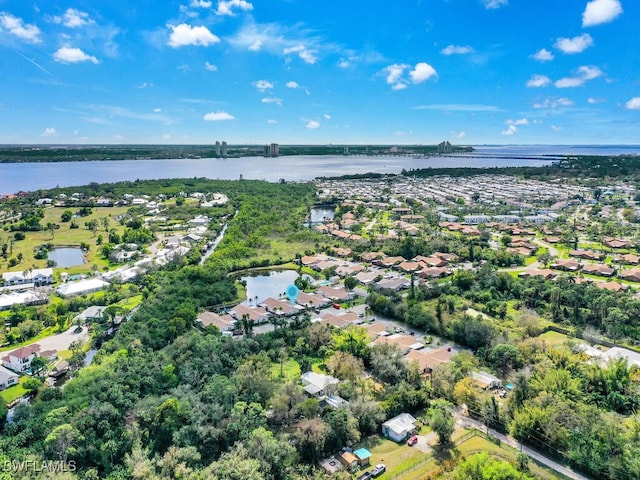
[438, 141, 453, 154]
[215, 141, 221, 157]
[263, 143, 279, 157]
[221, 141, 227, 157]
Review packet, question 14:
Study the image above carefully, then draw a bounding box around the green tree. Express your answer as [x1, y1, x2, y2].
[344, 276, 358, 291]
[429, 399, 455, 445]
[332, 325, 369, 359]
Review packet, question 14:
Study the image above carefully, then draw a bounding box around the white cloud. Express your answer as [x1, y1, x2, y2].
[255, 80, 273, 92]
[0, 12, 41, 43]
[482, 0, 508, 9]
[501, 124, 517, 135]
[286, 81, 300, 89]
[204, 61, 218, 71]
[167, 23, 220, 48]
[53, 47, 99, 64]
[526, 74, 551, 88]
[191, 0, 213, 8]
[283, 45, 317, 64]
[506, 118, 529, 126]
[306, 120, 320, 129]
[533, 97, 574, 109]
[554, 33, 594, 54]
[153, 108, 162, 113]
[555, 65, 603, 88]
[203, 111, 235, 121]
[531, 48, 554, 62]
[551, 125, 562, 132]
[42, 127, 56, 137]
[625, 97, 640, 110]
[323, 113, 331, 120]
[583, 0, 622, 27]
[267, 119, 278, 124]
[409, 62, 437, 83]
[383, 62, 436, 89]
[216, 0, 253, 16]
[385, 64, 409, 85]
[441, 45, 474, 55]
[261, 97, 283, 106]
[412, 104, 502, 112]
[137, 82, 153, 89]
[53, 8, 94, 28]
[453, 131, 466, 139]
[338, 58, 350, 68]
[588, 97, 604, 104]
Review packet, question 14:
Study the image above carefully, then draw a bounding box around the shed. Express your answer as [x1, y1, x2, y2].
[338, 451, 358, 471]
[354, 448, 371, 466]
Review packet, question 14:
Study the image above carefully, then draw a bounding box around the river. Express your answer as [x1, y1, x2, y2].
[0, 152, 561, 194]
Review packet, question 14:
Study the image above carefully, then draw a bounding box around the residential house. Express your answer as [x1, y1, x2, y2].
[381, 413, 417, 442]
[319, 285, 353, 302]
[56, 278, 110, 297]
[359, 252, 385, 263]
[355, 271, 379, 285]
[603, 237, 634, 249]
[582, 264, 616, 277]
[418, 267, 451, 279]
[353, 448, 372, 467]
[518, 269, 556, 280]
[373, 277, 411, 292]
[296, 292, 330, 309]
[618, 268, 640, 282]
[404, 346, 455, 376]
[2, 344, 56, 373]
[570, 250, 604, 261]
[463, 214, 491, 225]
[196, 311, 236, 334]
[75, 306, 107, 323]
[2, 267, 54, 287]
[230, 304, 269, 324]
[471, 371, 502, 390]
[596, 281, 625, 292]
[373, 334, 423, 354]
[0, 365, 19, 390]
[376, 256, 406, 268]
[301, 371, 339, 397]
[550, 259, 582, 272]
[337, 452, 359, 471]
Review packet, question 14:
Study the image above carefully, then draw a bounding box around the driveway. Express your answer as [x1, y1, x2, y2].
[3, 326, 89, 356]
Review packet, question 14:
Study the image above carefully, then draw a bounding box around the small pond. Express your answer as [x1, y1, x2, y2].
[47, 247, 85, 268]
[240, 270, 313, 305]
[310, 207, 335, 223]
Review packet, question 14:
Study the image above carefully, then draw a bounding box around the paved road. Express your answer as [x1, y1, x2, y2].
[2, 326, 89, 356]
[455, 413, 590, 480]
[533, 238, 560, 258]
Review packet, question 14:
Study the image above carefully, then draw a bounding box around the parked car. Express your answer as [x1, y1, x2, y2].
[357, 471, 372, 480]
[333, 303, 341, 309]
[371, 464, 386, 477]
[407, 435, 418, 446]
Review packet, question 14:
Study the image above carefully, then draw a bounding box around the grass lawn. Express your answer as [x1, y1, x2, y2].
[270, 359, 301, 381]
[0, 206, 131, 274]
[0, 326, 58, 353]
[382, 431, 566, 480]
[115, 294, 143, 310]
[0, 377, 29, 407]
[364, 436, 427, 479]
[536, 330, 576, 347]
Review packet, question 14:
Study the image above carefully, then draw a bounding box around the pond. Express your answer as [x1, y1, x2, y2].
[47, 247, 85, 268]
[240, 270, 313, 305]
[310, 207, 335, 223]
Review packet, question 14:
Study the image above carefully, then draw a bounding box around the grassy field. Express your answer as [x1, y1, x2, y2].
[0, 206, 131, 274]
[536, 330, 576, 347]
[0, 377, 29, 406]
[270, 358, 302, 381]
[368, 430, 567, 480]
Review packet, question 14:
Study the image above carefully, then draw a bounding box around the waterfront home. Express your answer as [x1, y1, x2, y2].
[1, 344, 57, 373]
[0, 365, 19, 390]
[230, 304, 269, 324]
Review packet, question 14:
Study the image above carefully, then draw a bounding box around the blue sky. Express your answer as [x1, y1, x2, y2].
[0, 0, 638, 145]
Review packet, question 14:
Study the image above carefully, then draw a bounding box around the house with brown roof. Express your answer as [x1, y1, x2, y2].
[397, 261, 421, 273]
[619, 268, 640, 282]
[359, 252, 385, 263]
[582, 263, 616, 277]
[404, 346, 455, 376]
[433, 252, 459, 263]
[355, 271, 380, 285]
[417, 267, 451, 279]
[197, 311, 236, 334]
[319, 285, 353, 301]
[376, 256, 407, 268]
[603, 237, 634, 249]
[518, 269, 556, 280]
[620, 253, 640, 265]
[373, 334, 424, 354]
[230, 304, 269, 324]
[334, 247, 352, 257]
[297, 292, 330, 308]
[550, 259, 582, 272]
[596, 281, 626, 292]
[1, 343, 56, 373]
[570, 249, 604, 261]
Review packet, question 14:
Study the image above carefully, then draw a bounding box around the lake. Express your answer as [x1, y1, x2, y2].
[240, 270, 313, 305]
[47, 247, 85, 268]
[0, 152, 560, 194]
[310, 207, 335, 223]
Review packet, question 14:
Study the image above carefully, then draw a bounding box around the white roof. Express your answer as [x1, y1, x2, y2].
[57, 278, 109, 296]
[600, 347, 640, 368]
[0, 291, 40, 309]
[0, 365, 19, 382]
[76, 306, 107, 320]
[382, 413, 416, 434]
[2, 267, 53, 282]
[301, 371, 339, 391]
